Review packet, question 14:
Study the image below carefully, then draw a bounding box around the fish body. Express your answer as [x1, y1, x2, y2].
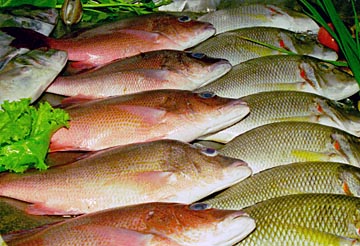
[49, 90, 249, 152]
[195, 55, 358, 101]
[0, 49, 68, 104]
[205, 161, 360, 210]
[198, 4, 319, 34]
[1, 14, 215, 68]
[190, 26, 338, 65]
[219, 121, 360, 173]
[199, 91, 360, 142]
[6, 203, 255, 246]
[235, 194, 360, 245]
[46, 50, 232, 98]
[0, 139, 251, 215]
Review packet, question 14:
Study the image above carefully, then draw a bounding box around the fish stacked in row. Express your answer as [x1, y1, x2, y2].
[1, 2, 360, 245]
[190, 3, 360, 245]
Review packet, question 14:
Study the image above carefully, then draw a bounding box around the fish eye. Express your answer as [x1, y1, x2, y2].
[189, 203, 209, 211]
[318, 62, 333, 70]
[198, 91, 215, 98]
[191, 52, 206, 59]
[178, 16, 191, 22]
[201, 147, 218, 156]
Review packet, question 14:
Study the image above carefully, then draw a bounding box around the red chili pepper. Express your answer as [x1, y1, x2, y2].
[318, 23, 340, 53]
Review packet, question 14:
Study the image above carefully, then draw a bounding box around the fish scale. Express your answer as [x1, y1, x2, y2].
[204, 161, 360, 210]
[235, 194, 360, 245]
[195, 54, 358, 100]
[219, 121, 360, 173]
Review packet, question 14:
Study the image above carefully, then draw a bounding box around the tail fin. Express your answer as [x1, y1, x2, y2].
[1, 27, 50, 49]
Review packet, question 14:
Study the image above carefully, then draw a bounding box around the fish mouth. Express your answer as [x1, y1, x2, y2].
[194, 59, 232, 87]
[185, 24, 216, 49]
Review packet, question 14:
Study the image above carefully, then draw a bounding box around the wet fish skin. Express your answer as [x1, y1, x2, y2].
[49, 90, 249, 152]
[195, 55, 358, 101]
[0, 139, 251, 215]
[190, 26, 338, 65]
[219, 121, 360, 173]
[1, 13, 215, 68]
[235, 194, 360, 245]
[6, 203, 255, 246]
[205, 161, 360, 210]
[198, 4, 319, 34]
[0, 49, 68, 104]
[46, 50, 232, 98]
[199, 91, 360, 143]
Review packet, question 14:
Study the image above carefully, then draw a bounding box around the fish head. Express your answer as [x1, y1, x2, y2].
[153, 14, 215, 49]
[169, 91, 250, 138]
[330, 133, 360, 167]
[337, 164, 360, 197]
[23, 48, 68, 71]
[144, 203, 255, 246]
[299, 58, 359, 100]
[315, 98, 360, 137]
[173, 52, 232, 87]
[165, 141, 251, 202]
[288, 32, 338, 60]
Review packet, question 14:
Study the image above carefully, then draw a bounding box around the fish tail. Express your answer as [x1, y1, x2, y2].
[1, 27, 51, 49]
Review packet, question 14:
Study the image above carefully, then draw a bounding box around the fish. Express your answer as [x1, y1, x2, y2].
[0, 7, 58, 36]
[219, 121, 360, 173]
[234, 194, 360, 245]
[190, 26, 338, 65]
[1, 13, 215, 69]
[204, 161, 360, 210]
[197, 4, 319, 34]
[158, 0, 221, 13]
[199, 91, 360, 143]
[0, 197, 66, 235]
[0, 49, 68, 104]
[5, 203, 256, 246]
[49, 90, 249, 152]
[194, 54, 358, 101]
[46, 50, 232, 99]
[0, 139, 251, 215]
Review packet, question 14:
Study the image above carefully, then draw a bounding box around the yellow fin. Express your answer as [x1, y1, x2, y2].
[291, 150, 331, 162]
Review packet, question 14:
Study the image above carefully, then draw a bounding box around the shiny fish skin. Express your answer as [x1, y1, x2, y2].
[205, 161, 360, 210]
[0, 139, 251, 215]
[190, 26, 338, 65]
[46, 50, 232, 98]
[198, 4, 319, 34]
[235, 194, 360, 245]
[199, 91, 360, 142]
[195, 55, 358, 101]
[49, 90, 249, 152]
[219, 122, 360, 173]
[0, 49, 67, 104]
[6, 203, 256, 246]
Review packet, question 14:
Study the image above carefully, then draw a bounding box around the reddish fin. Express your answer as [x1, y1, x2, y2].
[1, 27, 51, 50]
[63, 60, 99, 75]
[59, 95, 98, 108]
[26, 202, 81, 215]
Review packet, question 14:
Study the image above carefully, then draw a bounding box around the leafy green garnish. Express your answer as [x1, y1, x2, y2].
[0, 99, 70, 173]
[299, 0, 360, 85]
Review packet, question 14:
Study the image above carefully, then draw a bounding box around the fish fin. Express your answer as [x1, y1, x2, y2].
[0, 27, 50, 49]
[291, 150, 331, 161]
[60, 95, 98, 107]
[63, 60, 99, 75]
[118, 29, 163, 42]
[115, 105, 168, 125]
[25, 202, 80, 215]
[342, 181, 354, 196]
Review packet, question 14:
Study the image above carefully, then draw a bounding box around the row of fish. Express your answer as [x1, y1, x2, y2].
[2, 2, 360, 245]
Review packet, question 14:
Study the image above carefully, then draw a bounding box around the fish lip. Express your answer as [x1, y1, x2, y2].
[231, 160, 249, 167]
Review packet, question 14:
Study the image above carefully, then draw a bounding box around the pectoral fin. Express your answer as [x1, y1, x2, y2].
[291, 149, 331, 162]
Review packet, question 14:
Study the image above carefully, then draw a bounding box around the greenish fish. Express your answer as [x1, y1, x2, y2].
[219, 121, 360, 173]
[235, 194, 360, 245]
[0, 49, 68, 104]
[195, 55, 357, 101]
[199, 91, 360, 143]
[197, 4, 319, 34]
[190, 26, 337, 65]
[0, 197, 66, 235]
[205, 161, 360, 210]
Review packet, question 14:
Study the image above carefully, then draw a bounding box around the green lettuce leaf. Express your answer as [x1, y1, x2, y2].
[0, 99, 70, 173]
